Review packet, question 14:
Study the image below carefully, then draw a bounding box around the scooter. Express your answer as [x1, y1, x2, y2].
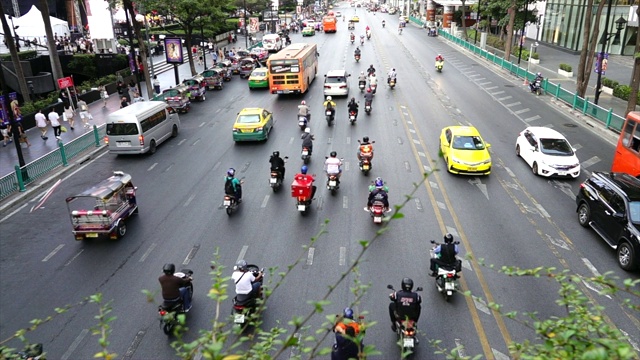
[291, 175, 315, 215]
[388, 78, 396, 89]
[301, 147, 311, 164]
[359, 81, 366, 92]
[435, 60, 444, 72]
[232, 265, 264, 327]
[355, 54, 361, 62]
[366, 32, 371, 40]
[369, 83, 377, 94]
[529, 79, 542, 95]
[429, 240, 461, 301]
[364, 100, 372, 115]
[269, 159, 287, 192]
[326, 173, 340, 194]
[349, 110, 358, 125]
[387, 284, 422, 353]
[366, 200, 388, 224]
[223, 194, 240, 216]
[360, 38, 365, 46]
[158, 269, 194, 336]
[298, 115, 308, 131]
[382, 22, 386, 28]
[350, 36, 355, 44]
[325, 108, 335, 126]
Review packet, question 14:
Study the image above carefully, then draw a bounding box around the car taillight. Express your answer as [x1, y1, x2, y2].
[447, 273, 455, 278]
[104, 136, 109, 145]
[159, 310, 167, 316]
[139, 135, 144, 146]
[324, 85, 331, 89]
[580, 183, 585, 189]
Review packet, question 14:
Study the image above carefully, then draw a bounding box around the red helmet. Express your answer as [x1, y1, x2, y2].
[366, 88, 371, 93]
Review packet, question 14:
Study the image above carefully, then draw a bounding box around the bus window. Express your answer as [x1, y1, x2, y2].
[612, 111, 640, 177]
[622, 120, 640, 152]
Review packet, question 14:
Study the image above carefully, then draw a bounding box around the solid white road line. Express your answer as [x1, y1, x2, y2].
[61, 328, 88, 360]
[42, 244, 65, 262]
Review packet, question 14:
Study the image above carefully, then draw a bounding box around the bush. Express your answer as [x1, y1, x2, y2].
[559, 63, 572, 72]
[515, 48, 530, 61]
[0, 50, 38, 61]
[486, 36, 505, 50]
[67, 54, 97, 78]
[613, 85, 631, 100]
[531, 52, 539, 60]
[602, 77, 619, 88]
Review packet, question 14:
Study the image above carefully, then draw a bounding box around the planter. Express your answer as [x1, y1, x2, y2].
[602, 86, 614, 95]
[558, 69, 573, 78]
[529, 58, 539, 64]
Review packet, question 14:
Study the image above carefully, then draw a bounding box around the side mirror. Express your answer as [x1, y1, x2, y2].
[486, 143, 491, 148]
[416, 287, 423, 292]
[371, 141, 376, 144]
[386, 284, 394, 290]
[324, 74, 327, 78]
[430, 240, 436, 244]
[284, 156, 289, 160]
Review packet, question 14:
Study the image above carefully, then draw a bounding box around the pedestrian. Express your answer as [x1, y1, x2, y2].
[47, 109, 62, 140]
[198, 48, 203, 65]
[13, 122, 30, 147]
[153, 75, 161, 95]
[1, 121, 12, 147]
[132, 89, 144, 103]
[77, 99, 94, 128]
[63, 105, 76, 130]
[117, 81, 125, 96]
[98, 84, 108, 107]
[120, 96, 130, 108]
[212, 51, 218, 65]
[35, 109, 48, 140]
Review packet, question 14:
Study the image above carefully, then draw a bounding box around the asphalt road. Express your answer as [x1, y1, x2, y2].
[1, 5, 639, 360]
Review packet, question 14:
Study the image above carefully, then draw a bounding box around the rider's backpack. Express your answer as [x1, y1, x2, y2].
[225, 178, 235, 195]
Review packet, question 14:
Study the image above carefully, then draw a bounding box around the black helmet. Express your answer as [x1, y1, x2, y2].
[235, 259, 247, 271]
[273, 151, 280, 158]
[363, 136, 369, 143]
[163, 263, 175, 275]
[401, 277, 414, 291]
[343, 307, 354, 319]
[330, 151, 337, 157]
[444, 233, 454, 244]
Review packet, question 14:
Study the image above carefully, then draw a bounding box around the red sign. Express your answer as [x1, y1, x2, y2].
[57, 77, 74, 89]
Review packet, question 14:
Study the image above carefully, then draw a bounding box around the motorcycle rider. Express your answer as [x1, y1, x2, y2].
[269, 151, 286, 181]
[357, 136, 374, 161]
[367, 64, 376, 77]
[435, 53, 445, 63]
[398, 24, 403, 34]
[429, 233, 460, 276]
[359, 34, 365, 45]
[159, 263, 192, 312]
[298, 100, 311, 122]
[323, 96, 337, 119]
[232, 259, 263, 302]
[363, 88, 374, 107]
[350, 32, 355, 42]
[354, 46, 361, 58]
[301, 127, 315, 155]
[382, 20, 386, 28]
[294, 165, 317, 200]
[388, 278, 422, 332]
[332, 307, 361, 360]
[369, 73, 378, 93]
[325, 151, 343, 184]
[368, 177, 389, 210]
[358, 71, 367, 88]
[387, 68, 397, 85]
[224, 168, 242, 202]
[347, 97, 359, 118]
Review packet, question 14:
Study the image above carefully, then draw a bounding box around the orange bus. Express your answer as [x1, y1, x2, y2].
[267, 43, 318, 95]
[323, 15, 337, 33]
[612, 111, 640, 177]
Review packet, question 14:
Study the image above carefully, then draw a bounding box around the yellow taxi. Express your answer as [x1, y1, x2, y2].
[248, 68, 269, 89]
[232, 108, 274, 142]
[350, 15, 360, 22]
[439, 126, 492, 175]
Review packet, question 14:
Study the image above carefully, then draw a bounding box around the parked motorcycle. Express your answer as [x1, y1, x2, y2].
[301, 147, 311, 164]
[429, 240, 461, 301]
[387, 284, 422, 354]
[232, 264, 264, 327]
[326, 109, 335, 126]
[158, 269, 194, 336]
[529, 79, 542, 95]
[349, 110, 357, 125]
[435, 60, 444, 72]
[298, 115, 308, 131]
[364, 100, 372, 115]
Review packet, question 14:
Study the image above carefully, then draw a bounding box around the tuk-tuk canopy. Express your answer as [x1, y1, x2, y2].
[67, 171, 132, 201]
[183, 75, 205, 86]
[163, 84, 189, 97]
[200, 68, 221, 76]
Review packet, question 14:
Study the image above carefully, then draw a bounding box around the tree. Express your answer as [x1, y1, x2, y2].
[575, 0, 606, 98]
[0, 2, 31, 102]
[123, 0, 153, 98]
[503, 0, 517, 60]
[460, 0, 468, 41]
[625, 5, 640, 116]
[38, 0, 64, 84]
[234, 0, 271, 18]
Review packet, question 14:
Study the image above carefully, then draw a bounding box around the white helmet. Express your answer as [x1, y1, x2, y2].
[304, 127, 311, 133]
[326, 96, 332, 101]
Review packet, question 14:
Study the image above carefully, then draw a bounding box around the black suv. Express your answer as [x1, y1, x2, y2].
[576, 172, 640, 271]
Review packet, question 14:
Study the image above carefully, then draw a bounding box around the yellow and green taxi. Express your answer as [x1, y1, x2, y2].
[439, 126, 492, 175]
[232, 108, 274, 142]
[350, 15, 360, 22]
[302, 26, 316, 36]
[248, 68, 269, 89]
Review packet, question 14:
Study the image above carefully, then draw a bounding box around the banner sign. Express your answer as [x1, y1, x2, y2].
[164, 38, 184, 64]
[0, 95, 7, 125]
[57, 76, 74, 89]
[594, 52, 609, 75]
[9, 92, 21, 122]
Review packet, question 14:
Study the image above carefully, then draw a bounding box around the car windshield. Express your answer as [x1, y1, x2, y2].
[325, 77, 346, 83]
[107, 123, 139, 135]
[540, 138, 573, 156]
[629, 201, 640, 223]
[237, 115, 261, 124]
[253, 70, 267, 77]
[452, 135, 485, 150]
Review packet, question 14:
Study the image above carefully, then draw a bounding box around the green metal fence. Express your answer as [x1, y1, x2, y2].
[438, 29, 626, 132]
[0, 125, 104, 202]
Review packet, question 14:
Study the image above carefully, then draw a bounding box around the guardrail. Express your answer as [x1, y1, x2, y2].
[438, 29, 626, 132]
[0, 125, 105, 202]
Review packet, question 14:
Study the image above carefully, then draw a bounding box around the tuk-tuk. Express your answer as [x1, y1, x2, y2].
[236, 49, 251, 58]
[239, 57, 259, 78]
[348, 21, 355, 30]
[162, 84, 191, 113]
[65, 171, 138, 241]
[200, 68, 224, 90]
[183, 75, 207, 102]
[227, 55, 242, 74]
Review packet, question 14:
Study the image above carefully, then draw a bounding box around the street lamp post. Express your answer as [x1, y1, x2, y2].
[474, 0, 481, 45]
[136, 13, 155, 81]
[526, 41, 538, 74]
[594, 8, 627, 104]
[243, 0, 249, 49]
[535, 14, 542, 41]
[200, 24, 207, 69]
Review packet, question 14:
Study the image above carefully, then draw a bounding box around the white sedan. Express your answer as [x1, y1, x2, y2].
[515, 126, 580, 178]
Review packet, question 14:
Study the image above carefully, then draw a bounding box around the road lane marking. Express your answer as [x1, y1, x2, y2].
[61, 328, 89, 360]
[192, 138, 201, 146]
[414, 198, 423, 211]
[346, 136, 351, 144]
[184, 193, 196, 207]
[524, 115, 541, 122]
[307, 247, 315, 265]
[490, 90, 505, 95]
[65, 250, 84, 267]
[199, 122, 206, 127]
[183, 244, 200, 265]
[213, 161, 220, 171]
[178, 139, 187, 146]
[505, 102, 521, 108]
[31, 178, 62, 213]
[261, 195, 270, 208]
[122, 330, 146, 360]
[497, 96, 512, 101]
[514, 108, 530, 115]
[42, 244, 65, 262]
[546, 234, 569, 250]
[339, 247, 346, 265]
[343, 196, 348, 209]
[237, 245, 248, 263]
[163, 164, 173, 172]
[581, 155, 601, 169]
[139, 243, 157, 262]
[455, 338, 467, 358]
[473, 297, 490, 314]
[485, 86, 499, 90]
[147, 163, 158, 171]
[289, 137, 294, 144]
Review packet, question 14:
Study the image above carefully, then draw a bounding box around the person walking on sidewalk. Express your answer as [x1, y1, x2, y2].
[212, 51, 218, 65]
[98, 84, 108, 107]
[64, 105, 76, 130]
[1, 121, 12, 147]
[77, 99, 94, 128]
[35, 109, 49, 140]
[153, 75, 161, 95]
[120, 96, 130, 109]
[13, 122, 30, 147]
[48, 109, 62, 140]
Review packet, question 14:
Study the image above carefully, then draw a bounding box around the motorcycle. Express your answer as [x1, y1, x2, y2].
[389, 78, 396, 89]
[369, 83, 377, 94]
[350, 36, 355, 44]
[435, 60, 444, 72]
[387, 284, 422, 353]
[382, 22, 386, 28]
[364, 100, 372, 115]
[269, 159, 287, 192]
[232, 264, 264, 327]
[301, 146, 311, 164]
[355, 54, 361, 62]
[325, 108, 335, 126]
[359, 81, 366, 92]
[360, 38, 365, 46]
[529, 79, 542, 96]
[158, 269, 194, 336]
[349, 110, 358, 125]
[429, 240, 461, 301]
[298, 115, 308, 131]
[291, 174, 315, 215]
[326, 173, 340, 194]
[358, 140, 374, 173]
[367, 200, 388, 224]
[366, 31, 371, 40]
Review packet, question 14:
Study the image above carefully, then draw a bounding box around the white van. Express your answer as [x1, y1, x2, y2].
[262, 34, 282, 52]
[105, 101, 180, 155]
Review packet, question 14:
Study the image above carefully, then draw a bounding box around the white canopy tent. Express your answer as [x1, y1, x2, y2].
[11, 5, 70, 42]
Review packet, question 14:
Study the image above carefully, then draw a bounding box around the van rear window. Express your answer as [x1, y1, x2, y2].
[107, 123, 139, 135]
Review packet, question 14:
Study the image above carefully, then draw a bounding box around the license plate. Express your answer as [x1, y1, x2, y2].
[374, 216, 382, 223]
[467, 167, 477, 171]
[363, 164, 370, 170]
[302, 150, 309, 156]
[403, 338, 415, 348]
[116, 141, 131, 147]
[557, 171, 567, 176]
[297, 204, 306, 211]
[223, 200, 231, 206]
[277, 90, 290, 94]
[234, 314, 245, 323]
[326, 111, 332, 116]
[445, 281, 455, 290]
[350, 116, 355, 120]
[366, 106, 371, 110]
[241, 129, 253, 133]
[270, 178, 277, 184]
[85, 233, 99, 238]
[329, 180, 337, 187]
[298, 121, 306, 126]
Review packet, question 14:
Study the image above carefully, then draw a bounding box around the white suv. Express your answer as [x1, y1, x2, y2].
[323, 70, 350, 96]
